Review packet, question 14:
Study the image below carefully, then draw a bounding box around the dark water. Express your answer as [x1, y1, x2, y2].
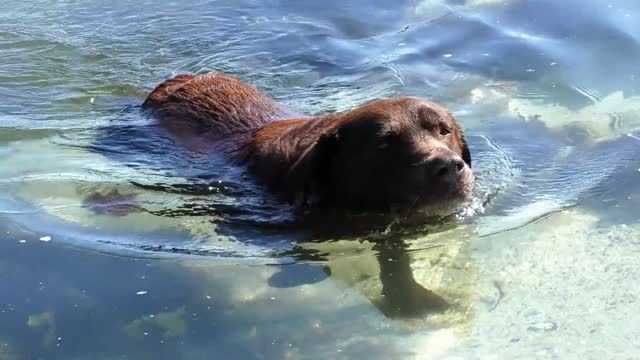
[2, 0, 640, 358]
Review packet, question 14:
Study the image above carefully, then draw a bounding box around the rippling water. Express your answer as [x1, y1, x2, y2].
[2, 0, 640, 359]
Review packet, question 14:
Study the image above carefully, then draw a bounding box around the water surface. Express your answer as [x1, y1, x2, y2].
[2, 0, 640, 358]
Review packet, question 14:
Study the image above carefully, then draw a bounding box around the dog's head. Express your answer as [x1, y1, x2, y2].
[290, 97, 473, 215]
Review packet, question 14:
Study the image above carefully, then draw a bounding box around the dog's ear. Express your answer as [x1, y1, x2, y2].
[460, 132, 471, 167]
[286, 130, 340, 209]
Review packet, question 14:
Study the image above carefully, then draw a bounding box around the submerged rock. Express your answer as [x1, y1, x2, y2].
[26, 311, 56, 346]
[124, 306, 187, 338]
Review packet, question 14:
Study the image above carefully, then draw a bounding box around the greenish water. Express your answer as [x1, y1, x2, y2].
[1, 0, 640, 358]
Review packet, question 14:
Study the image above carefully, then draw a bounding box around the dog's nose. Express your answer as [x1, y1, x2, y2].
[430, 155, 465, 183]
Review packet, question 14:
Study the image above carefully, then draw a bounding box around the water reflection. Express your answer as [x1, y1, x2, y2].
[0, 216, 478, 359]
[76, 168, 479, 322]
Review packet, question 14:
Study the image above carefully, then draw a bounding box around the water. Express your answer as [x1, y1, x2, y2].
[1, 0, 640, 358]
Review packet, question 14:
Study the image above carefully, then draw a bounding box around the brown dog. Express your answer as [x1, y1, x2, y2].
[143, 73, 473, 215]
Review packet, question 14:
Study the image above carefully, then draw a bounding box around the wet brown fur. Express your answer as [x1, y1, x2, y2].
[143, 73, 471, 211]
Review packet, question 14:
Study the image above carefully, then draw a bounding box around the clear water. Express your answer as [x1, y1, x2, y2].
[1, 0, 640, 358]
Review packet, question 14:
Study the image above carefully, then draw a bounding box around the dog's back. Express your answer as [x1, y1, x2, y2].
[143, 73, 286, 137]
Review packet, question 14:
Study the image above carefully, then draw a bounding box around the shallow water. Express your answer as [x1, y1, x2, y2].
[2, 0, 640, 358]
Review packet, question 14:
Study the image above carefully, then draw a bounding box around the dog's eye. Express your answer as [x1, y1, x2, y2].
[439, 127, 451, 136]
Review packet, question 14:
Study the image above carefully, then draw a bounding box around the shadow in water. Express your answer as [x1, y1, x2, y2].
[81, 168, 472, 322]
[373, 238, 449, 318]
[267, 233, 456, 319]
[261, 212, 471, 320]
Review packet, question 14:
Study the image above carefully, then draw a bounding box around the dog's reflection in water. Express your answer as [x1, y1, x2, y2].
[271, 214, 477, 327]
[81, 187, 476, 327]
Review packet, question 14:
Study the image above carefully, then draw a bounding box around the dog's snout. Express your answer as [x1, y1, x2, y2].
[454, 157, 464, 172]
[432, 157, 464, 175]
[428, 154, 465, 184]
[435, 162, 450, 177]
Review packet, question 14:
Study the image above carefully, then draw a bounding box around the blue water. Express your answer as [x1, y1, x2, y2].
[1, 0, 640, 358]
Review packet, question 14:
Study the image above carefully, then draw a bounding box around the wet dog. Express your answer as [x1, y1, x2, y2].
[143, 73, 473, 215]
